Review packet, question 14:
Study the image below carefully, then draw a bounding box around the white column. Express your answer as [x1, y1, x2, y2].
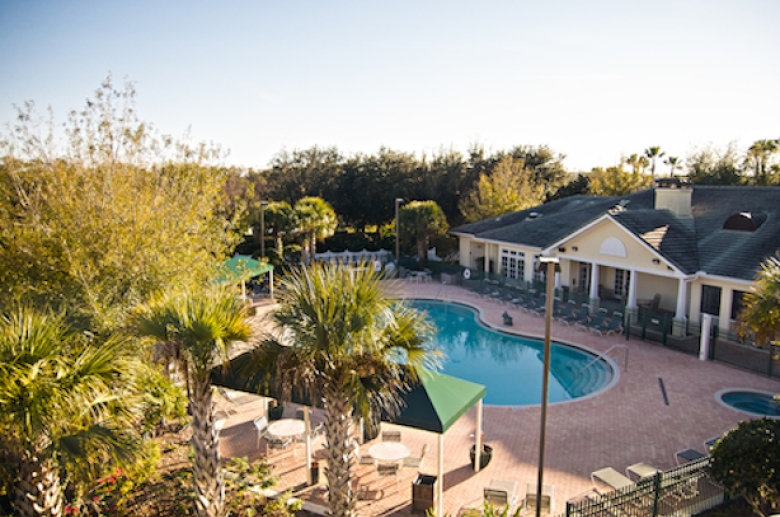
[589, 263, 600, 299]
[484, 244, 490, 273]
[437, 434, 445, 517]
[554, 271, 561, 289]
[626, 270, 638, 308]
[474, 399, 483, 473]
[675, 279, 687, 320]
[700, 314, 712, 361]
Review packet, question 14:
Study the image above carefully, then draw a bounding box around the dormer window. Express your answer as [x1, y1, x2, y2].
[723, 212, 766, 232]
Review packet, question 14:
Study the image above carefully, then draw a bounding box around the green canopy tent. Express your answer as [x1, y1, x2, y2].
[211, 351, 486, 516]
[217, 254, 274, 299]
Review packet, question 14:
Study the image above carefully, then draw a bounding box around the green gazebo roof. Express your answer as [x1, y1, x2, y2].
[216, 255, 274, 284]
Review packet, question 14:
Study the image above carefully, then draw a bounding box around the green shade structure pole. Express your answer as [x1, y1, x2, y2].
[260, 200, 268, 260]
[536, 256, 558, 517]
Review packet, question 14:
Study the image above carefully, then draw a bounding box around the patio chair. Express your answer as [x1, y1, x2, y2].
[522, 294, 546, 314]
[295, 407, 306, 420]
[577, 308, 608, 331]
[381, 430, 401, 442]
[253, 415, 269, 449]
[484, 479, 518, 509]
[403, 443, 429, 470]
[638, 293, 661, 311]
[267, 435, 292, 454]
[591, 467, 634, 494]
[560, 304, 590, 326]
[510, 291, 535, 310]
[589, 312, 623, 335]
[533, 298, 559, 318]
[524, 483, 554, 515]
[376, 462, 400, 479]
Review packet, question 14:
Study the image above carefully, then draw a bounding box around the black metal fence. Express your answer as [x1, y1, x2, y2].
[563, 459, 725, 517]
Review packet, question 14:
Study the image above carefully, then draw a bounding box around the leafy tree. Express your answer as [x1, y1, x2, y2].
[644, 146, 665, 177]
[0, 306, 143, 517]
[664, 156, 682, 177]
[589, 163, 653, 196]
[710, 418, 780, 517]
[253, 263, 435, 517]
[746, 139, 780, 185]
[459, 156, 545, 223]
[739, 253, 780, 346]
[265, 146, 344, 204]
[686, 145, 743, 185]
[294, 196, 338, 265]
[549, 173, 591, 200]
[507, 145, 568, 200]
[131, 287, 253, 517]
[0, 77, 238, 329]
[400, 200, 450, 263]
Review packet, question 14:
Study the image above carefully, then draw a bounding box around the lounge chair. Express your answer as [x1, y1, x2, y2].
[704, 436, 720, 452]
[553, 300, 577, 320]
[638, 293, 661, 311]
[675, 448, 706, 465]
[522, 294, 546, 314]
[484, 479, 518, 509]
[577, 308, 608, 331]
[524, 483, 554, 515]
[591, 467, 634, 494]
[510, 292, 535, 310]
[560, 304, 590, 326]
[625, 462, 659, 481]
[589, 312, 624, 335]
[403, 443, 429, 469]
[533, 298, 559, 318]
[217, 387, 240, 415]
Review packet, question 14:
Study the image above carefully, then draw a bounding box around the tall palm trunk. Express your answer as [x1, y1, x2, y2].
[15, 447, 63, 517]
[190, 373, 225, 517]
[322, 380, 357, 517]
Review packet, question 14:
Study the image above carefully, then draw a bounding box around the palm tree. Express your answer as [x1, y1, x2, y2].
[746, 139, 779, 184]
[740, 253, 780, 346]
[664, 156, 682, 177]
[254, 264, 436, 517]
[644, 146, 665, 177]
[294, 196, 337, 265]
[0, 306, 142, 517]
[131, 287, 253, 517]
[261, 201, 299, 263]
[624, 154, 649, 176]
[400, 200, 450, 264]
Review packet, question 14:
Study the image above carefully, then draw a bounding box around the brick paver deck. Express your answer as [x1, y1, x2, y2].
[219, 281, 780, 516]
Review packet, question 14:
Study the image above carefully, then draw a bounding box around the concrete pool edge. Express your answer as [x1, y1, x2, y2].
[405, 295, 621, 409]
[715, 388, 780, 420]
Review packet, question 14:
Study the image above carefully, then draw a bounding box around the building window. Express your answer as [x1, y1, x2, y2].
[731, 290, 747, 320]
[500, 249, 524, 280]
[700, 285, 722, 317]
[533, 255, 544, 284]
[614, 269, 630, 299]
[577, 263, 591, 294]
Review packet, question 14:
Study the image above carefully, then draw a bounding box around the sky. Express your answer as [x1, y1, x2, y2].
[1, 0, 778, 172]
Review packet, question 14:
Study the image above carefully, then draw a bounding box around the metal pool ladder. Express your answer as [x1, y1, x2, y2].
[578, 343, 629, 373]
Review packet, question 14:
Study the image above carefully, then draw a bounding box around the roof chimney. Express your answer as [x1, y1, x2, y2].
[654, 178, 692, 218]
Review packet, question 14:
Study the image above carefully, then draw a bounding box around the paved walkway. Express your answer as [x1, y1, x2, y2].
[218, 281, 780, 516]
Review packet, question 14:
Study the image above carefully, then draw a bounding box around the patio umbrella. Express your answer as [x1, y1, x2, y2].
[216, 254, 274, 298]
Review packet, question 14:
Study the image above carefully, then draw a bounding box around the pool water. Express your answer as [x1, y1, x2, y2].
[410, 300, 615, 406]
[718, 390, 780, 418]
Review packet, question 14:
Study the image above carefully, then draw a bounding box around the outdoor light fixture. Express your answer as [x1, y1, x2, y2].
[395, 198, 405, 265]
[535, 255, 559, 517]
[571, 246, 578, 252]
[652, 258, 661, 265]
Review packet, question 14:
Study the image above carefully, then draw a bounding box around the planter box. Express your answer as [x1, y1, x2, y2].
[412, 474, 437, 514]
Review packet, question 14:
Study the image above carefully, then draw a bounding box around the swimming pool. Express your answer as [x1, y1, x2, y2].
[716, 389, 780, 419]
[410, 300, 616, 406]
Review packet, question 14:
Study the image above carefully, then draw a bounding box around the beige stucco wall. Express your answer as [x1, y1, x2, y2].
[689, 276, 752, 329]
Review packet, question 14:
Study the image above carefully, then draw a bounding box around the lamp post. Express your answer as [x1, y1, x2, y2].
[395, 198, 404, 266]
[259, 201, 268, 261]
[535, 255, 559, 517]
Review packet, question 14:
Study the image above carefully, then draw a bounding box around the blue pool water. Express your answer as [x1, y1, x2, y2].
[410, 300, 615, 406]
[718, 390, 780, 418]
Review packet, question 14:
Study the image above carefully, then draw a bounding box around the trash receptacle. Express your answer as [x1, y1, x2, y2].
[412, 474, 436, 514]
[310, 461, 320, 485]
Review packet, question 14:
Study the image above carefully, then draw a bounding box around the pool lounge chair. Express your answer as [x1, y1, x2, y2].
[524, 483, 554, 515]
[484, 479, 518, 509]
[522, 294, 546, 314]
[510, 292, 535, 310]
[552, 300, 577, 320]
[591, 467, 634, 494]
[533, 298, 560, 318]
[675, 448, 706, 465]
[577, 308, 608, 331]
[589, 312, 624, 335]
[560, 304, 590, 326]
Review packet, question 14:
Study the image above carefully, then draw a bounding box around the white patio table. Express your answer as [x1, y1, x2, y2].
[369, 442, 411, 463]
[267, 418, 305, 439]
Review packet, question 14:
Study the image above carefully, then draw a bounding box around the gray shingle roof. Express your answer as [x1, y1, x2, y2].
[450, 186, 780, 280]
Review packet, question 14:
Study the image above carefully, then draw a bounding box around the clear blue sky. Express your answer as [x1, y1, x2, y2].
[1, 0, 778, 172]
